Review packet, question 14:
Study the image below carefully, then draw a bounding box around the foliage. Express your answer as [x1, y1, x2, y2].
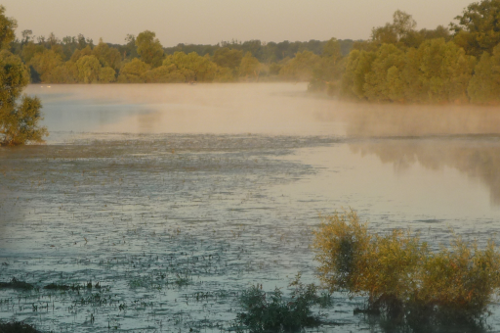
[340, 38, 475, 103]
[0, 321, 40, 333]
[309, 38, 345, 95]
[313, 210, 500, 323]
[213, 47, 243, 70]
[279, 50, 320, 81]
[117, 58, 150, 83]
[0, 5, 16, 49]
[136, 30, 164, 68]
[92, 39, 121, 70]
[0, 10, 47, 146]
[468, 44, 500, 103]
[238, 52, 260, 80]
[163, 52, 218, 82]
[451, 0, 500, 57]
[76, 55, 101, 83]
[237, 274, 321, 332]
[29, 49, 63, 82]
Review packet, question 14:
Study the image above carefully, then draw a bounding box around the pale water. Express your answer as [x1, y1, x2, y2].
[1, 83, 500, 332]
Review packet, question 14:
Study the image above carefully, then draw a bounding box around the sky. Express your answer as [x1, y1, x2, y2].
[3, 0, 473, 47]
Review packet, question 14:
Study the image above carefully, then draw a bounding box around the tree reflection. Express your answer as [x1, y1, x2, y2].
[350, 138, 500, 205]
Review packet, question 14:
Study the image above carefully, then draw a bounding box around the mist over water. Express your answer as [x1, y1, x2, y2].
[1, 83, 499, 332]
[29, 83, 342, 136]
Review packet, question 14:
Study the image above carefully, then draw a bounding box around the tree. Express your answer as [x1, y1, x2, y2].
[238, 52, 260, 80]
[451, 0, 500, 57]
[29, 49, 63, 82]
[76, 55, 101, 83]
[0, 6, 15, 49]
[364, 44, 405, 102]
[98, 67, 116, 83]
[371, 10, 420, 48]
[0, 6, 47, 146]
[117, 58, 150, 83]
[468, 44, 500, 103]
[279, 50, 319, 81]
[213, 47, 243, 70]
[92, 39, 121, 70]
[339, 50, 376, 100]
[136, 30, 164, 68]
[163, 52, 217, 82]
[309, 38, 344, 94]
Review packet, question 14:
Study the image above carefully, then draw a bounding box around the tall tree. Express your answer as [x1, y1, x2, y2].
[92, 39, 121, 70]
[451, 0, 500, 57]
[238, 52, 260, 80]
[136, 30, 164, 68]
[468, 44, 500, 103]
[0, 6, 47, 145]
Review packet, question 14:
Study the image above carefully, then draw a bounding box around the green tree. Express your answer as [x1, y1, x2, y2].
[98, 67, 116, 83]
[213, 47, 242, 71]
[46, 62, 78, 83]
[468, 44, 500, 103]
[309, 38, 344, 94]
[92, 39, 121, 71]
[76, 55, 101, 84]
[29, 49, 63, 82]
[136, 30, 164, 68]
[70, 45, 92, 63]
[20, 41, 46, 64]
[416, 39, 475, 103]
[364, 44, 405, 102]
[0, 6, 47, 145]
[163, 52, 217, 82]
[339, 49, 376, 100]
[238, 52, 260, 80]
[371, 10, 420, 48]
[451, 0, 500, 57]
[279, 50, 319, 81]
[0, 6, 15, 49]
[117, 58, 150, 83]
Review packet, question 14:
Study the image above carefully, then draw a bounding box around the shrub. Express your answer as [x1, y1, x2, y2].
[313, 210, 500, 323]
[237, 274, 321, 332]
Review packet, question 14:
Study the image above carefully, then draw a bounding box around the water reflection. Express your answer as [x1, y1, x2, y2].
[350, 137, 500, 205]
[339, 103, 500, 137]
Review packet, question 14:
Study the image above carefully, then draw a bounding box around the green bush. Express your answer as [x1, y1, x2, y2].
[237, 274, 321, 332]
[313, 210, 500, 323]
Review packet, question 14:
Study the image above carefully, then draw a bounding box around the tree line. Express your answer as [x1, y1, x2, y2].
[5, 0, 500, 104]
[313, 0, 500, 104]
[7, 25, 355, 84]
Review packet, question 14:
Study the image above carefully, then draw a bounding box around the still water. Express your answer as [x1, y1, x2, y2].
[1, 83, 500, 332]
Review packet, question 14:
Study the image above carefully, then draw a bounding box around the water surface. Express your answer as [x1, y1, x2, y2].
[1, 83, 500, 332]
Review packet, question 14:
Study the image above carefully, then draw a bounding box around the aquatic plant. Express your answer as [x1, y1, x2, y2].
[313, 210, 500, 325]
[237, 274, 321, 332]
[0, 321, 41, 333]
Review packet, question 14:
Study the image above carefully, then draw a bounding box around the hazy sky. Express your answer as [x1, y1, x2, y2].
[3, 0, 473, 47]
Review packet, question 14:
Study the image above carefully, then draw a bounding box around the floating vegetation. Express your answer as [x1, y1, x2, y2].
[0, 321, 41, 333]
[0, 278, 34, 291]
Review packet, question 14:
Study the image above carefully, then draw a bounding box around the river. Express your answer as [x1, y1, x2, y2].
[1, 83, 499, 332]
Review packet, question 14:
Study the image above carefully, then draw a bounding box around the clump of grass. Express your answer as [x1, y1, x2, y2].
[0, 321, 41, 333]
[237, 273, 321, 332]
[0, 278, 34, 290]
[313, 210, 500, 326]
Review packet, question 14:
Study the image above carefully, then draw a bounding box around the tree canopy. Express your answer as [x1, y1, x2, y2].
[451, 0, 500, 57]
[0, 5, 47, 146]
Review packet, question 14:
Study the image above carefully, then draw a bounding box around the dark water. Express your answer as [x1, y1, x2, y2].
[0, 83, 499, 332]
